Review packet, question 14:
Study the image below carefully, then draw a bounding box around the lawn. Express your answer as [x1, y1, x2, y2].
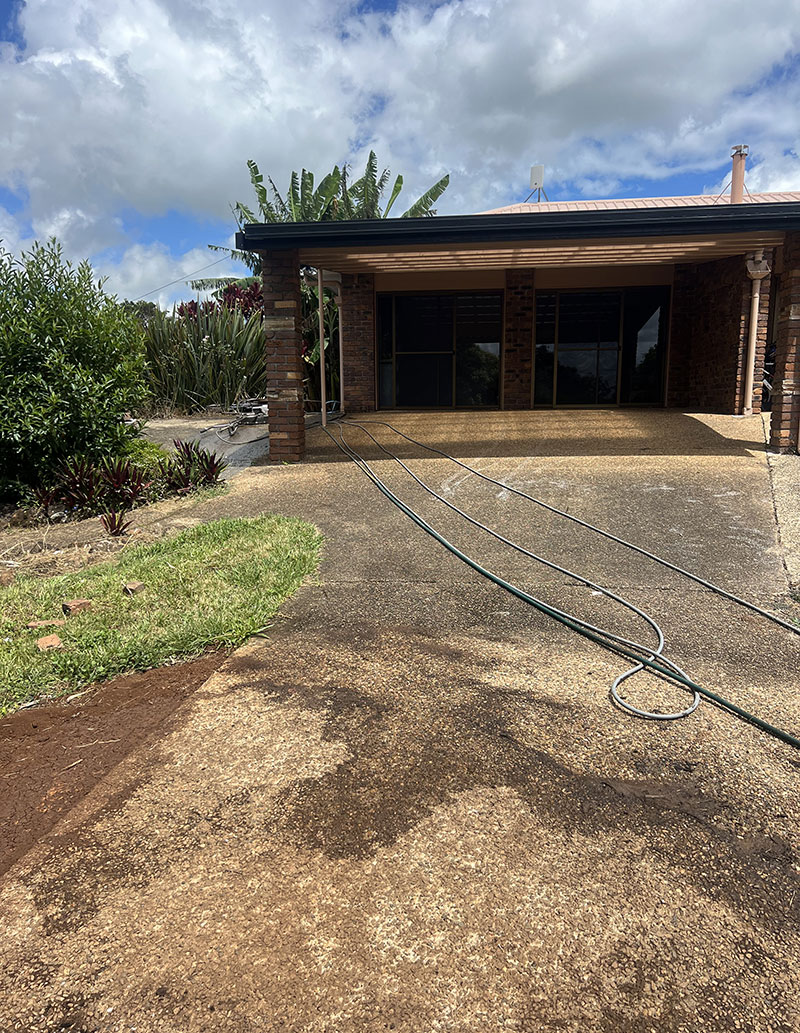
[0, 516, 321, 714]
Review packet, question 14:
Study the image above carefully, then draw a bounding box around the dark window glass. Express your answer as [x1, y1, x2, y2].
[377, 295, 393, 361]
[534, 293, 556, 405]
[597, 348, 619, 403]
[535, 292, 556, 345]
[395, 295, 453, 354]
[557, 350, 601, 405]
[619, 286, 669, 404]
[379, 362, 393, 408]
[558, 291, 620, 349]
[455, 293, 501, 406]
[395, 353, 453, 407]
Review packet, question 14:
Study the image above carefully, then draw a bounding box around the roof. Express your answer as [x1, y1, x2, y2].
[236, 199, 800, 273]
[483, 191, 800, 215]
[237, 201, 800, 251]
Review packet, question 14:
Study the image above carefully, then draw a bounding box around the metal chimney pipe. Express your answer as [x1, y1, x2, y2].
[731, 144, 748, 203]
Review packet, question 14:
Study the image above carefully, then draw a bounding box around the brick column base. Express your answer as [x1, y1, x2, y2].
[261, 249, 304, 462]
[770, 232, 800, 453]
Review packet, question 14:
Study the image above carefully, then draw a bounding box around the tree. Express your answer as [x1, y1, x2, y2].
[120, 299, 160, 327]
[0, 240, 146, 497]
[194, 151, 450, 279]
[190, 152, 450, 409]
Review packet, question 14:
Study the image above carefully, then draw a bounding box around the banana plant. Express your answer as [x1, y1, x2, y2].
[190, 152, 450, 407]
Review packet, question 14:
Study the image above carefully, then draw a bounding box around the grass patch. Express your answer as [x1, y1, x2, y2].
[0, 516, 321, 714]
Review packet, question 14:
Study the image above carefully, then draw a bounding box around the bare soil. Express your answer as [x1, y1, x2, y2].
[0, 649, 227, 878]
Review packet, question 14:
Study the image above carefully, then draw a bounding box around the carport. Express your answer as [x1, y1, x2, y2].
[236, 200, 800, 460]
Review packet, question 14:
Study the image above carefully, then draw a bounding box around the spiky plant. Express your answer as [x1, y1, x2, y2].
[100, 458, 149, 511]
[100, 510, 132, 536]
[56, 457, 104, 514]
[32, 485, 60, 521]
[142, 305, 267, 413]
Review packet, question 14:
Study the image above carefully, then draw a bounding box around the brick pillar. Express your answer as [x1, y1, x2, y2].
[667, 264, 693, 407]
[667, 255, 765, 412]
[770, 233, 800, 453]
[341, 273, 375, 412]
[261, 249, 304, 462]
[503, 269, 534, 409]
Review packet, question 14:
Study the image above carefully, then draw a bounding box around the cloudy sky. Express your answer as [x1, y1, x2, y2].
[1, 0, 799, 306]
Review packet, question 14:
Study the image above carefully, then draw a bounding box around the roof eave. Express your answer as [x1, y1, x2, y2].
[235, 203, 800, 253]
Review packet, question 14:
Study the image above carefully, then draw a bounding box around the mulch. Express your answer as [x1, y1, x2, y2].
[0, 650, 228, 878]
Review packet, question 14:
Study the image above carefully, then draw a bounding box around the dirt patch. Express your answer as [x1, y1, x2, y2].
[0, 649, 227, 877]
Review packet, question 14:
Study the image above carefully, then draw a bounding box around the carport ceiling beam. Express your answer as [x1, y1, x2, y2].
[297, 233, 785, 273]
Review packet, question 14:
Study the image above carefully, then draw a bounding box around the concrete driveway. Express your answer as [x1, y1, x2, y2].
[2, 410, 799, 1032]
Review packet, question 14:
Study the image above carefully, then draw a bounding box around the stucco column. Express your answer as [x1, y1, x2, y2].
[260, 249, 305, 462]
[503, 269, 534, 409]
[770, 233, 800, 453]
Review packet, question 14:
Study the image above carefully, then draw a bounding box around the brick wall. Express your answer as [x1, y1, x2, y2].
[503, 269, 534, 409]
[668, 253, 772, 413]
[260, 249, 305, 462]
[770, 232, 800, 452]
[341, 273, 376, 412]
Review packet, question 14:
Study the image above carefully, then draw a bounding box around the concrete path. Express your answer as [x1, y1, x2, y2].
[2, 411, 799, 1032]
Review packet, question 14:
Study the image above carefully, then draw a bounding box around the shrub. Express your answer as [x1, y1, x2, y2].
[120, 437, 171, 480]
[143, 305, 267, 413]
[0, 239, 147, 499]
[158, 438, 228, 493]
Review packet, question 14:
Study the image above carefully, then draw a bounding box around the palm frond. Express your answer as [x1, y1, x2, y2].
[338, 163, 355, 219]
[233, 201, 258, 226]
[300, 169, 314, 219]
[401, 173, 450, 218]
[246, 160, 273, 221]
[288, 171, 301, 221]
[382, 175, 404, 218]
[314, 168, 342, 220]
[267, 177, 290, 221]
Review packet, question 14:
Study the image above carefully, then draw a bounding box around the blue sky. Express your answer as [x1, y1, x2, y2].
[1, 0, 799, 305]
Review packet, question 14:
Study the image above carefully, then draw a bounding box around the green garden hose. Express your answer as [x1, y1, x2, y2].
[323, 422, 800, 752]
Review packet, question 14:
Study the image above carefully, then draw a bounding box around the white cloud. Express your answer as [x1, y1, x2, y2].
[93, 240, 247, 309]
[1, 0, 799, 281]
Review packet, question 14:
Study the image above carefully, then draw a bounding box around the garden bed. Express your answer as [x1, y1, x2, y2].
[0, 483, 227, 585]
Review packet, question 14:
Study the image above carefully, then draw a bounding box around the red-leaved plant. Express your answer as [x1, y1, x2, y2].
[100, 511, 132, 536]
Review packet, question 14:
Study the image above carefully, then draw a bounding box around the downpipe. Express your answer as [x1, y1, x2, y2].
[743, 249, 771, 416]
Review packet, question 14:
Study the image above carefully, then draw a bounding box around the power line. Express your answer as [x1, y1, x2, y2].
[133, 253, 236, 301]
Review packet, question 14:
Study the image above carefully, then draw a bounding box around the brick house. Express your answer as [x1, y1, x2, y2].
[236, 190, 800, 461]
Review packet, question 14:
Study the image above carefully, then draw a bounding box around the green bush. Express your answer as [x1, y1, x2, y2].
[143, 305, 267, 413]
[0, 239, 147, 498]
[120, 437, 171, 479]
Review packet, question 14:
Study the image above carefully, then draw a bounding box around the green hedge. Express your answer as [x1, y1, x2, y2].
[0, 239, 147, 498]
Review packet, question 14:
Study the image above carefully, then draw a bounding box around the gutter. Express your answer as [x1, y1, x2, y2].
[236, 202, 800, 252]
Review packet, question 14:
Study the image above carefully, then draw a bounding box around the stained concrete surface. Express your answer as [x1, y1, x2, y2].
[1, 410, 799, 1033]
[143, 414, 271, 473]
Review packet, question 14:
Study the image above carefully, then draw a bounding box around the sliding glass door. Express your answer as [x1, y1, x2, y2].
[378, 292, 502, 408]
[534, 286, 669, 406]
